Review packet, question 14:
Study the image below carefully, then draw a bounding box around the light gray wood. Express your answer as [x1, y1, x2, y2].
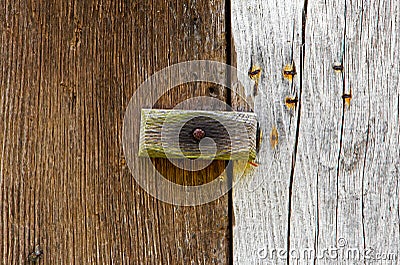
[338, 0, 400, 263]
[231, 0, 303, 264]
[231, 0, 400, 264]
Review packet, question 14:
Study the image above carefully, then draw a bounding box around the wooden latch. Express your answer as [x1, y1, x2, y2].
[139, 109, 259, 161]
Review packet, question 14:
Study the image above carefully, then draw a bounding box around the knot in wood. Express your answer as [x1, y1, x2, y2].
[193, 128, 206, 140]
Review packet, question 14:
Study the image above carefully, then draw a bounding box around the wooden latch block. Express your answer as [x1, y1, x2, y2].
[139, 109, 258, 160]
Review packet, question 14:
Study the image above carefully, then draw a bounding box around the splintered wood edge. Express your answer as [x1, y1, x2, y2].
[138, 109, 258, 160]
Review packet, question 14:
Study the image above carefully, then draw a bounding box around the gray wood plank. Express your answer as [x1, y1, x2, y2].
[337, 0, 400, 263]
[231, 0, 303, 264]
[231, 0, 400, 264]
[290, 0, 346, 263]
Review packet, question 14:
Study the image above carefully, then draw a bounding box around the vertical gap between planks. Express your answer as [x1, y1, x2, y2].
[225, 0, 234, 264]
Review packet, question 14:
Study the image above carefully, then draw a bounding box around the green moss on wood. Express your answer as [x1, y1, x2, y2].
[138, 109, 258, 161]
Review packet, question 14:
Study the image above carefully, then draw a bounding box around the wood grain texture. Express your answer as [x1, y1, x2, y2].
[337, 0, 400, 262]
[289, 0, 345, 263]
[231, 0, 400, 264]
[231, 0, 303, 264]
[138, 109, 258, 160]
[0, 0, 230, 264]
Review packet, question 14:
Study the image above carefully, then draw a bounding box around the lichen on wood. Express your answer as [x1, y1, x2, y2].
[138, 109, 258, 160]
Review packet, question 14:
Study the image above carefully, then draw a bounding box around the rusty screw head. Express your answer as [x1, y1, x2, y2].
[193, 128, 205, 140]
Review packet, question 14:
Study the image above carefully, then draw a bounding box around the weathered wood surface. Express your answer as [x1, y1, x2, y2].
[138, 109, 258, 160]
[0, 0, 231, 264]
[231, 0, 400, 264]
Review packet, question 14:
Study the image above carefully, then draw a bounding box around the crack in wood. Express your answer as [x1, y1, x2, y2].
[286, 0, 308, 264]
[335, 0, 348, 243]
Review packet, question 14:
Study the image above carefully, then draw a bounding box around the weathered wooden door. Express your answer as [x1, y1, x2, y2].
[1, 0, 399, 264]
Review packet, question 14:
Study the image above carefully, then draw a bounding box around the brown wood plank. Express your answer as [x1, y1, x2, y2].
[0, 0, 230, 264]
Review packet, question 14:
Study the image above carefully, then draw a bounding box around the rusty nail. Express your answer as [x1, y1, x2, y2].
[248, 65, 262, 80]
[283, 64, 297, 80]
[193, 128, 206, 140]
[333, 62, 344, 72]
[285, 96, 298, 109]
[342, 88, 352, 107]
